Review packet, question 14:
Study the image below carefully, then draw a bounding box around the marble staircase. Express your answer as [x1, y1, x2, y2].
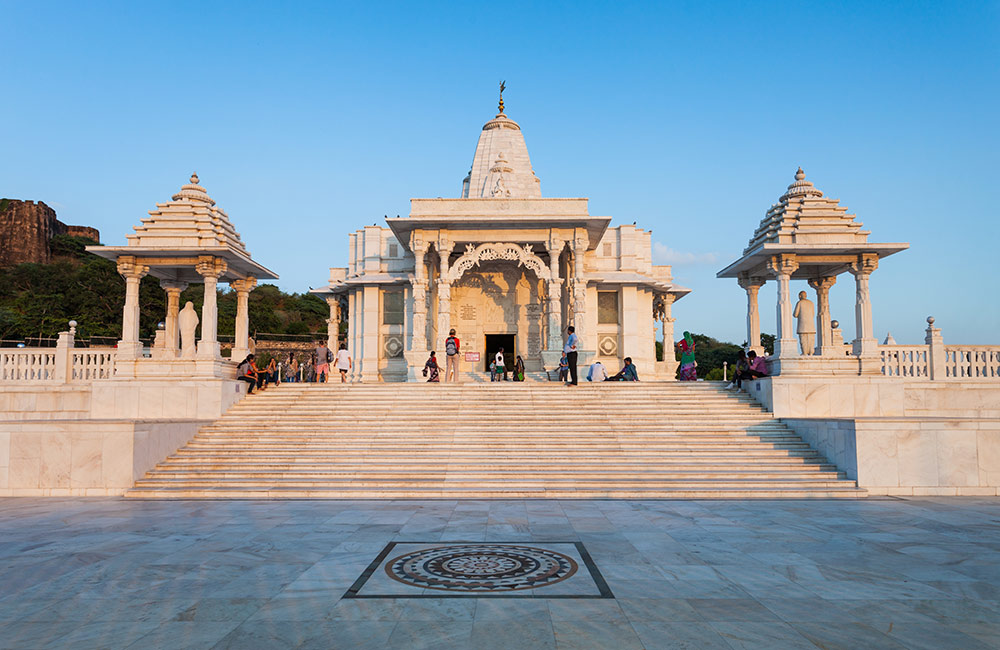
[125, 382, 866, 499]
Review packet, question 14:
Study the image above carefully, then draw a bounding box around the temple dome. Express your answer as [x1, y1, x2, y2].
[462, 105, 542, 198]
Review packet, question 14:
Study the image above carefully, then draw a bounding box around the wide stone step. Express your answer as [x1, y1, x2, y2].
[136, 476, 852, 489]
[124, 487, 866, 499]
[144, 470, 847, 480]
[126, 381, 863, 500]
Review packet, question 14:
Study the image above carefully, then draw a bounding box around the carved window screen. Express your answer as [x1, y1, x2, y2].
[598, 291, 619, 325]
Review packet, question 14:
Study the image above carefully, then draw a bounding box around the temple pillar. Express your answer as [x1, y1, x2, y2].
[196, 256, 227, 360]
[116, 257, 149, 360]
[436, 239, 453, 354]
[325, 296, 341, 351]
[159, 280, 187, 357]
[737, 274, 765, 355]
[808, 276, 837, 356]
[850, 253, 879, 360]
[570, 233, 588, 333]
[230, 276, 257, 362]
[360, 285, 380, 382]
[546, 237, 563, 352]
[766, 254, 799, 359]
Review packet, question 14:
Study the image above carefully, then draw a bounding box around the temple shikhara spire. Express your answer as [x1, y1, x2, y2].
[462, 83, 543, 198]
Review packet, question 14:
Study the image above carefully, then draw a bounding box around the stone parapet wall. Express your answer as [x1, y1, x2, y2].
[0, 418, 204, 496]
[785, 417, 1000, 496]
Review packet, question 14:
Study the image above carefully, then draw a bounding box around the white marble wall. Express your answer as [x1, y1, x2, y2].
[785, 417, 1000, 496]
[0, 376, 246, 495]
[0, 419, 202, 496]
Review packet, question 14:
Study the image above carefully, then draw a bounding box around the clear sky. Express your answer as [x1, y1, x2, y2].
[2, 1, 997, 344]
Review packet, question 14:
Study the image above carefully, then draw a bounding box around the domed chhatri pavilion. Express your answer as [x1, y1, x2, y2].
[314, 94, 689, 381]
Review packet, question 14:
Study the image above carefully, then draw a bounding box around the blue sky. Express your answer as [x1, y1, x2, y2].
[2, 1, 997, 344]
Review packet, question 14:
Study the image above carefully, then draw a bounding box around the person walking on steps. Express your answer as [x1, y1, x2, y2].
[513, 355, 525, 382]
[564, 326, 579, 386]
[334, 343, 352, 383]
[445, 329, 460, 383]
[314, 340, 333, 383]
[283, 352, 298, 384]
[495, 347, 507, 381]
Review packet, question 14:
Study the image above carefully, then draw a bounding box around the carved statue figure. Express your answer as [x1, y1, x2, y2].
[178, 301, 199, 358]
[793, 290, 816, 355]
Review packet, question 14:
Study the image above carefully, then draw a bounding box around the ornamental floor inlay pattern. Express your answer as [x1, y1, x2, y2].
[386, 544, 577, 592]
[347, 541, 612, 599]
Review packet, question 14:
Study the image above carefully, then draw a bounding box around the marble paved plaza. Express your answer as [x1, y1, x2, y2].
[1, 498, 999, 649]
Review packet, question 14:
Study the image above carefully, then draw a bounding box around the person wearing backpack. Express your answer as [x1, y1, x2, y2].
[314, 340, 333, 383]
[445, 329, 460, 383]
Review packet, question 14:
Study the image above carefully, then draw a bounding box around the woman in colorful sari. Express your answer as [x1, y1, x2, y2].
[423, 351, 441, 382]
[677, 331, 697, 381]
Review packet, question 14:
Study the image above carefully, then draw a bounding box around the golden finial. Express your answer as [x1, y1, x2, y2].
[498, 80, 506, 114]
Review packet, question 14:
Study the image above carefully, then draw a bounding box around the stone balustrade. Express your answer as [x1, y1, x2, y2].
[0, 321, 118, 384]
[879, 317, 1000, 381]
[0, 349, 57, 382]
[880, 346, 929, 378]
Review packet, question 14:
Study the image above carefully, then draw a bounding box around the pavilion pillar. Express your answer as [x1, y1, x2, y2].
[767, 254, 799, 359]
[737, 274, 765, 355]
[808, 276, 837, 356]
[436, 240, 453, 354]
[160, 280, 187, 357]
[196, 256, 227, 360]
[850, 253, 879, 360]
[116, 257, 149, 360]
[230, 276, 256, 362]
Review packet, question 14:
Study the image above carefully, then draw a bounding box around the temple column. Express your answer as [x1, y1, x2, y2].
[850, 253, 879, 359]
[196, 256, 228, 360]
[767, 254, 799, 359]
[325, 296, 341, 351]
[738, 274, 765, 355]
[570, 233, 588, 337]
[808, 276, 837, 356]
[159, 280, 187, 357]
[546, 238, 563, 351]
[436, 239, 453, 354]
[410, 238, 430, 352]
[229, 276, 257, 362]
[116, 257, 149, 360]
[659, 293, 677, 380]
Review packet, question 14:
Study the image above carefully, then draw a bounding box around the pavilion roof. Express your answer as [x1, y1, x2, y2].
[717, 168, 907, 279]
[88, 174, 278, 283]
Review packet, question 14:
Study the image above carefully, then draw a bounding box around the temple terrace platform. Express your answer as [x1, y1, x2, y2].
[1, 497, 998, 649]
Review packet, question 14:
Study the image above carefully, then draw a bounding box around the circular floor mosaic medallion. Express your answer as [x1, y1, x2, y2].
[385, 544, 578, 592]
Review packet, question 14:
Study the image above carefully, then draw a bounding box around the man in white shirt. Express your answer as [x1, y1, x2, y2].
[587, 360, 607, 382]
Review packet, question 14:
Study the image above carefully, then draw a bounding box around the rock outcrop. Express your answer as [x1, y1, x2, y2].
[0, 198, 100, 267]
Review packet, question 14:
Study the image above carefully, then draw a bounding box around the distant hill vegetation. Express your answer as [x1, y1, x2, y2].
[0, 235, 329, 344]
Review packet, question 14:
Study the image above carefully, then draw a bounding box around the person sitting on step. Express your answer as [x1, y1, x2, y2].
[607, 357, 639, 381]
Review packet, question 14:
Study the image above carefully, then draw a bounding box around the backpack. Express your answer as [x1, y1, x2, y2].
[327, 348, 334, 363]
[446, 337, 457, 356]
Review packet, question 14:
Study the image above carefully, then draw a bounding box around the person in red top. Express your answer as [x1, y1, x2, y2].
[445, 328, 460, 383]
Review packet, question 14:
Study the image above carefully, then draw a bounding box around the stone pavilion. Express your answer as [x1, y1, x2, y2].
[314, 95, 689, 381]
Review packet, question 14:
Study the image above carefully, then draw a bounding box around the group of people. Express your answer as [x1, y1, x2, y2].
[582, 357, 639, 382]
[725, 349, 768, 391]
[236, 340, 353, 394]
